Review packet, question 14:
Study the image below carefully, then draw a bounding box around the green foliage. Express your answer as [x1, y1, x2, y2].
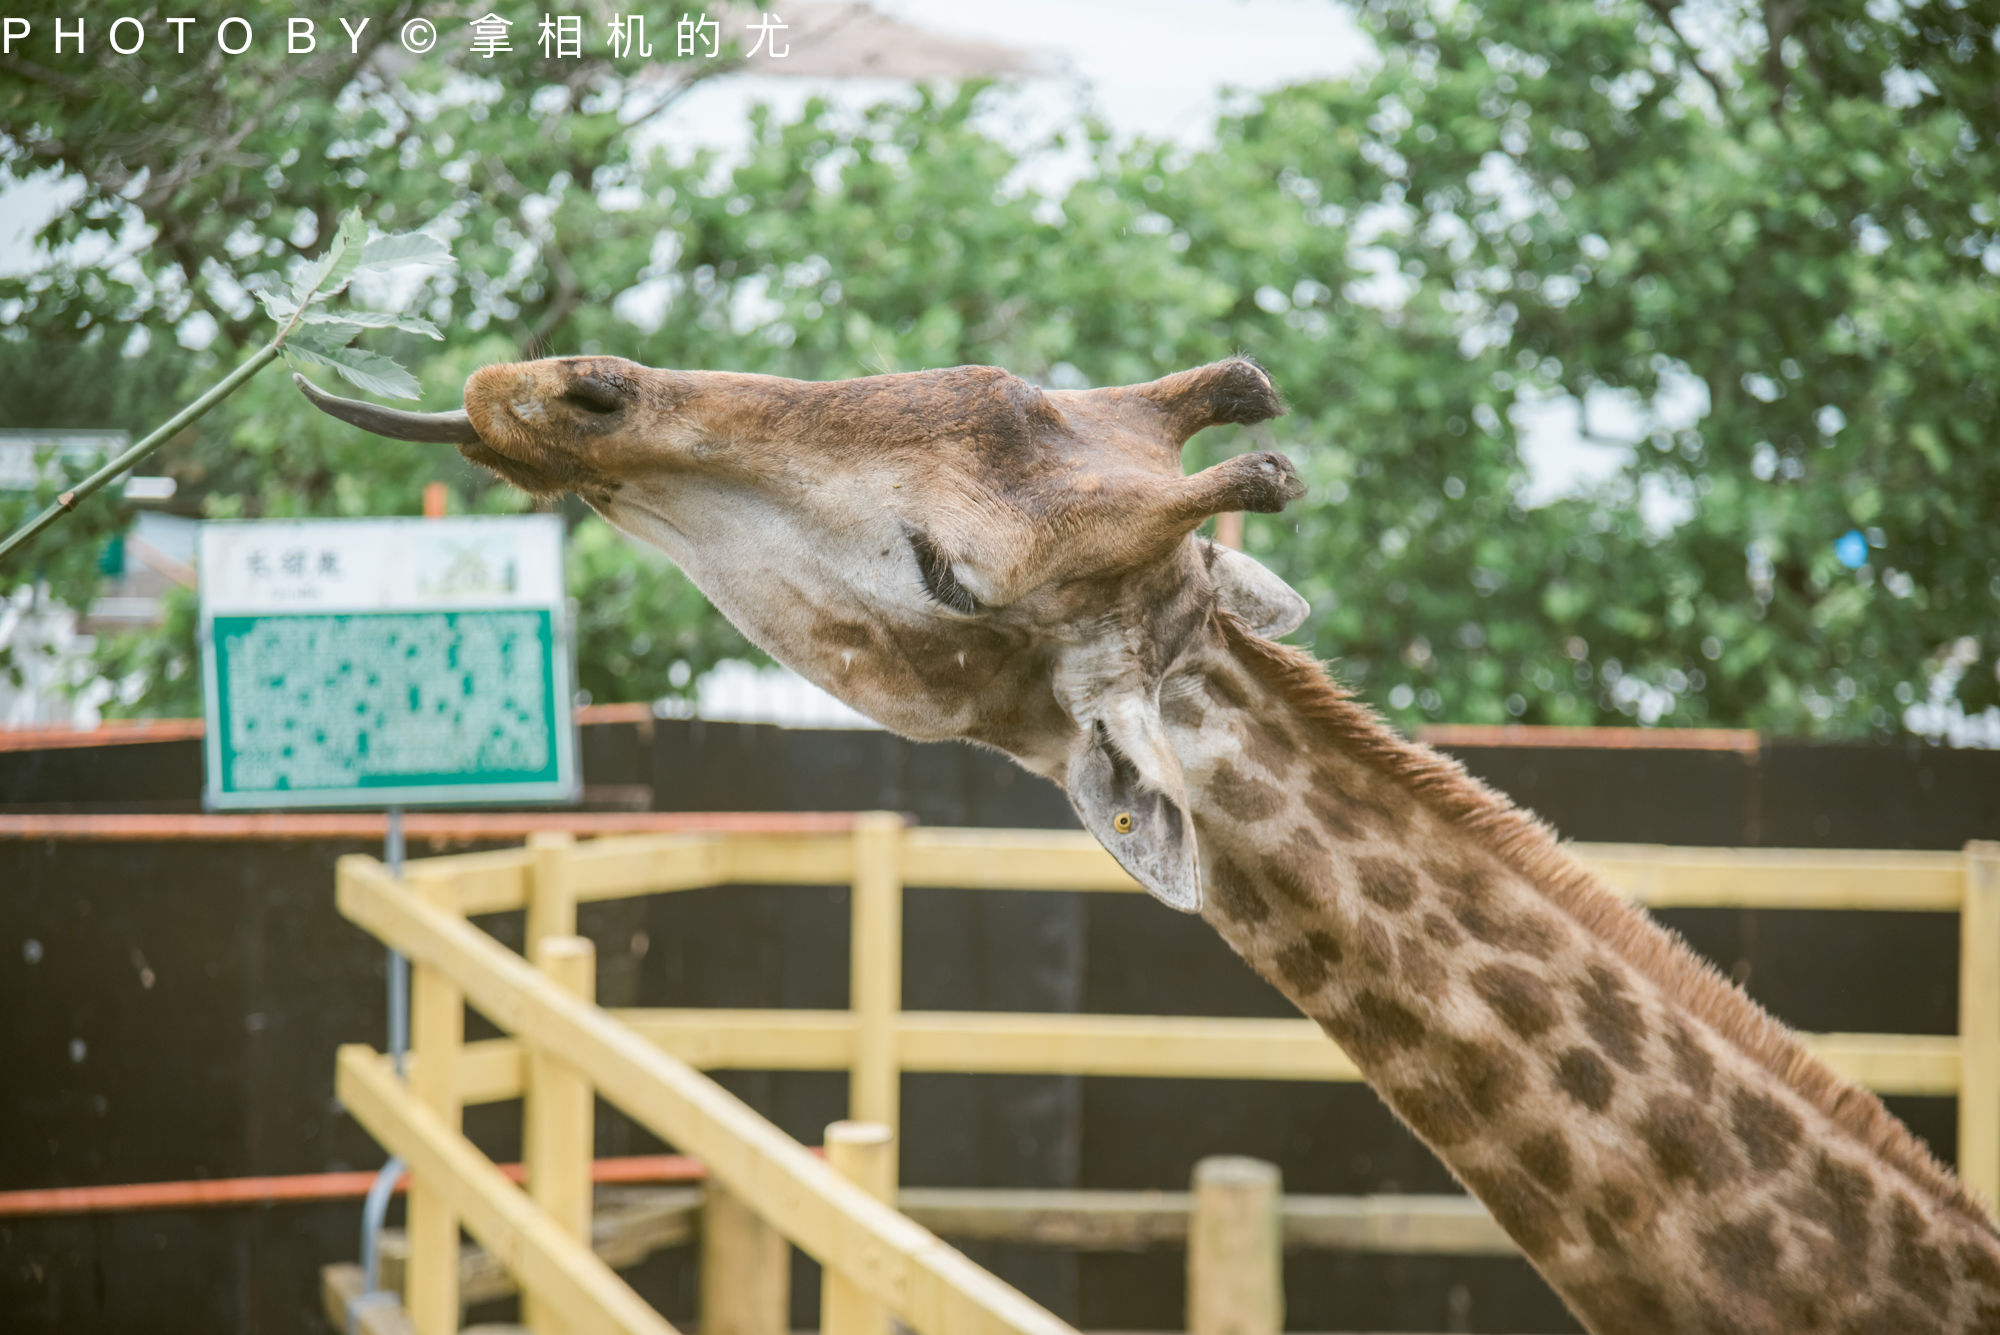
[1317, 0, 2000, 732]
[3, 1, 1994, 735]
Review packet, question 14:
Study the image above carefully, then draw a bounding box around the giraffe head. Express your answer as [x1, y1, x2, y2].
[297, 356, 1309, 909]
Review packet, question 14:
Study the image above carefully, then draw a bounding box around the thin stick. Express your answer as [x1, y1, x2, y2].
[0, 340, 282, 566]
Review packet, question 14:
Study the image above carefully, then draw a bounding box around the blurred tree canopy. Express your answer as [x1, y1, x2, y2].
[3, 0, 1995, 735]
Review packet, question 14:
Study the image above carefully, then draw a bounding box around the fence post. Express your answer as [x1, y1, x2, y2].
[1962, 841, 2000, 1209]
[1188, 1156, 1283, 1335]
[527, 830, 578, 956]
[700, 1181, 790, 1335]
[406, 866, 465, 1335]
[821, 1122, 895, 1335]
[523, 936, 596, 1335]
[850, 814, 903, 1156]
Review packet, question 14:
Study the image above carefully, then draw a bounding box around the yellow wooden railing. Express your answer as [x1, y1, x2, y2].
[335, 821, 2000, 1331]
[335, 816, 1076, 1335]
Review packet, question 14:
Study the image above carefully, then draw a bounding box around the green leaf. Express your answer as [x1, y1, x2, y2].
[357, 231, 454, 273]
[256, 289, 298, 324]
[286, 322, 363, 354]
[291, 208, 367, 305]
[297, 306, 443, 339]
[284, 341, 421, 400]
[319, 210, 369, 298]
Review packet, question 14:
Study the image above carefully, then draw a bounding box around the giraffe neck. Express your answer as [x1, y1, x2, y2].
[1164, 618, 2000, 1333]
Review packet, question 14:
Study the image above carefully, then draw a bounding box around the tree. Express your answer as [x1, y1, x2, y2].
[4, 2, 1994, 737]
[1224, 0, 1999, 734]
[2, 2, 749, 709]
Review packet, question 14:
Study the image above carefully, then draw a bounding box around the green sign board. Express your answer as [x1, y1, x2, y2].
[198, 517, 578, 809]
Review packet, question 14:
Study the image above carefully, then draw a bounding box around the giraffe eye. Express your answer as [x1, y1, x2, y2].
[908, 530, 980, 615]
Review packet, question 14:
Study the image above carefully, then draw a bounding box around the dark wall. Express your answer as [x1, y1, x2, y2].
[3, 721, 1996, 1333]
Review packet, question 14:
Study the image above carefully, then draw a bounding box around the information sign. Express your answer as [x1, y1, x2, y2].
[197, 516, 578, 808]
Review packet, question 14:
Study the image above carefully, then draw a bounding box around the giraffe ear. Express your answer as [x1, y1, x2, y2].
[1208, 544, 1309, 639]
[1065, 696, 1202, 913]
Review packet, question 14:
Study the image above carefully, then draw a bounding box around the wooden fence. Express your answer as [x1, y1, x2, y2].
[333, 819, 2000, 1331]
[333, 815, 1075, 1335]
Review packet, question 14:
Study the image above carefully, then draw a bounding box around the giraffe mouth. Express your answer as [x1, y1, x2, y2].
[294, 373, 582, 497]
[455, 435, 576, 497]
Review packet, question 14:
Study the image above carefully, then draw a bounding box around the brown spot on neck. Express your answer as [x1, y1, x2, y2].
[1555, 1046, 1616, 1113]
[1888, 1193, 1952, 1297]
[1699, 1210, 1782, 1292]
[1205, 760, 1284, 822]
[1447, 1037, 1527, 1117]
[1517, 1128, 1575, 1194]
[1271, 932, 1339, 994]
[1577, 962, 1649, 1073]
[1459, 1162, 1573, 1255]
[1472, 962, 1562, 1039]
[1639, 1093, 1737, 1191]
[1356, 855, 1418, 911]
[1209, 855, 1270, 926]
[1390, 1077, 1479, 1148]
[1729, 1087, 1802, 1175]
[1395, 929, 1451, 1001]
[1325, 989, 1427, 1065]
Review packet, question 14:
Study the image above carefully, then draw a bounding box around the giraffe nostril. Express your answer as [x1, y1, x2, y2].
[563, 377, 626, 415]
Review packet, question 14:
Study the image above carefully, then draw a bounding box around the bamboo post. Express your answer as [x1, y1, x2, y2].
[1961, 842, 2000, 1210]
[849, 815, 903, 1154]
[523, 936, 597, 1335]
[699, 1180, 790, 1335]
[406, 867, 466, 1335]
[821, 1122, 895, 1335]
[527, 831, 578, 956]
[0, 341, 282, 564]
[1188, 1156, 1283, 1335]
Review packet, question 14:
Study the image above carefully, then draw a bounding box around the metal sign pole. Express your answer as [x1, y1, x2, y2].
[355, 806, 409, 1327]
[384, 806, 409, 1076]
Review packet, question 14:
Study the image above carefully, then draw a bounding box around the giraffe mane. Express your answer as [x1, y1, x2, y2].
[1216, 610, 1998, 1234]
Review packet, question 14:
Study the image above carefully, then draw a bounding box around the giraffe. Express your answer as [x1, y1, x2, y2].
[300, 356, 2000, 1331]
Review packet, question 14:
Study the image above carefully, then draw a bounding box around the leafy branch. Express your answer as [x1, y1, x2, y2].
[0, 209, 452, 566]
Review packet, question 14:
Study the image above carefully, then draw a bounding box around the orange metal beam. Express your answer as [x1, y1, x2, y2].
[1418, 723, 1759, 753]
[0, 1154, 710, 1219]
[0, 811, 872, 842]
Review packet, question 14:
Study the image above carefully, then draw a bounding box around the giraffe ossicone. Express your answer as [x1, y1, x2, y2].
[302, 356, 2000, 1332]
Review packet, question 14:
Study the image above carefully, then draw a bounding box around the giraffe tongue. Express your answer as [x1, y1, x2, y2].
[292, 373, 483, 445]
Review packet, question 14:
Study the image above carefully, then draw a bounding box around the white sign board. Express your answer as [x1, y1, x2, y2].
[197, 515, 579, 809]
